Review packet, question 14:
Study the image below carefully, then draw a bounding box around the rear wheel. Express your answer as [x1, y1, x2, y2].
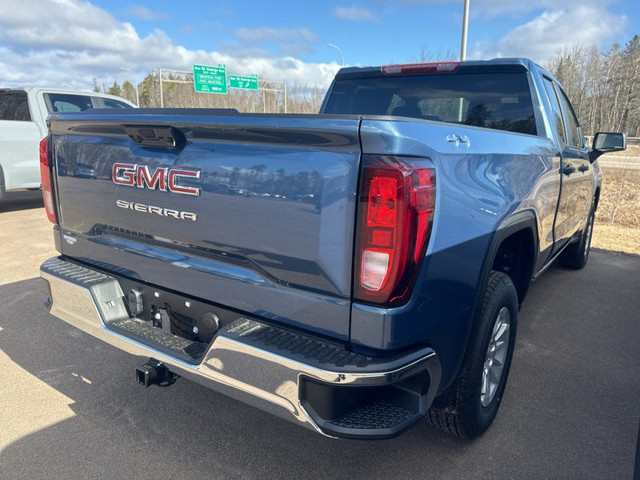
[427, 271, 518, 439]
[559, 206, 595, 269]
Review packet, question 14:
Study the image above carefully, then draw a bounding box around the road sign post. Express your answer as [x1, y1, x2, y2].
[193, 64, 227, 94]
[154, 67, 285, 111]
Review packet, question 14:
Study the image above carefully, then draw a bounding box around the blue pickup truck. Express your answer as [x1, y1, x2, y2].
[39, 58, 626, 439]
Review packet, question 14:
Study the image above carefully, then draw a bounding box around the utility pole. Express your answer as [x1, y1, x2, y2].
[159, 69, 164, 108]
[461, 0, 470, 61]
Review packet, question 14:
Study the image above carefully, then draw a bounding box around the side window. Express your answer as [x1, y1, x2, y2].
[557, 88, 584, 148]
[46, 94, 93, 113]
[0, 91, 31, 121]
[542, 78, 566, 144]
[102, 99, 133, 109]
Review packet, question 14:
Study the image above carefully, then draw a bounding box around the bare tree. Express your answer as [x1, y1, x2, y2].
[547, 35, 640, 137]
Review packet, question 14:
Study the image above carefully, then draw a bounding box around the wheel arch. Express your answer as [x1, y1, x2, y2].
[438, 210, 538, 395]
[488, 213, 538, 304]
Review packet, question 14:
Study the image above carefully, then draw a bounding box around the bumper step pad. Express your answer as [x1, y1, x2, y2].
[225, 317, 432, 374]
[330, 399, 415, 430]
[110, 318, 207, 362]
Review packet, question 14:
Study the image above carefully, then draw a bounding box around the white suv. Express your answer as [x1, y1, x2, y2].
[0, 87, 136, 198]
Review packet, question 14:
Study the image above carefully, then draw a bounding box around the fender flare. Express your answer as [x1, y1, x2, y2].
[482, 210, 539, 303]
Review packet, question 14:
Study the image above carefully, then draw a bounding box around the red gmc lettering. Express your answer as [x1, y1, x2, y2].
[137, 165, 167, 191]
[112, 163, 136, 186]
[168, 169, 201, 196]
[112, 164, 200, 196]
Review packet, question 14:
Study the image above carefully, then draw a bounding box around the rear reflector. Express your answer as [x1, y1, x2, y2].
[39, 136, 56, 223]
[382, 62, 460, 75]
[355, 156, 435, 306]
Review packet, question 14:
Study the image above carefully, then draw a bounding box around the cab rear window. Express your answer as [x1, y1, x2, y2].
[325, 72, 537, 135]
[0, 90, 31, 121]
[102, 99, 132, 109]
[46, 93, 94, 113]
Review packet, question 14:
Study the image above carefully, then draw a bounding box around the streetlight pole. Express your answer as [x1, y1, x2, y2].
[327, 44, 344, 66]
[460, 0, 470, 61]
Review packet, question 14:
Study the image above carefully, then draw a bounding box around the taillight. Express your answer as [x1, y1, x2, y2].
[39, 136, 56, 223]
[355, 156, 435, 305]
[382, 62, 459, 75]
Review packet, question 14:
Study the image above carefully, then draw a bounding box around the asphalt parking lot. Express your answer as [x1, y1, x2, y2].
[0, 191, 639, 480]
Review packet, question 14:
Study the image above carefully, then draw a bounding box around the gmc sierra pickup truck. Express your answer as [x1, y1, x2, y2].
[0, 87, 135, 200]
[39, 58, 626, 440]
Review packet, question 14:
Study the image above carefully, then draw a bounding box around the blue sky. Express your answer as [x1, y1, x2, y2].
[0, 0, 637, 90]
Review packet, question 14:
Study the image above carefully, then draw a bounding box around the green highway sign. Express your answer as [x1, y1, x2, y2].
[193, 64, 227, 94]
[229, 74, 259, 90]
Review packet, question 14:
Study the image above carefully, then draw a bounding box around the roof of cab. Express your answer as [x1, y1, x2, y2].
[0, 87, 136, 107]
[334, 58, 541, 79]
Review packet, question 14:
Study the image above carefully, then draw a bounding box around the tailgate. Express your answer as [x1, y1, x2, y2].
[48, 111, 361, 340]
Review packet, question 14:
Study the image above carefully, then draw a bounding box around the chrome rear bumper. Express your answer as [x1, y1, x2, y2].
[40, 256, 441, 439]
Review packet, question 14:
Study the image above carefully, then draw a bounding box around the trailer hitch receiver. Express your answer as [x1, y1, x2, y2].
[135, 358, 177, 387]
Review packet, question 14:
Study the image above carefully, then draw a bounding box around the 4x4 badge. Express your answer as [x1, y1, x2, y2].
[446, 134, 471, 147]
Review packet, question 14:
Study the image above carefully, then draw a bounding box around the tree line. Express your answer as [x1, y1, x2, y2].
[546, 35, 639, 137]
[94, 72, 325, 114]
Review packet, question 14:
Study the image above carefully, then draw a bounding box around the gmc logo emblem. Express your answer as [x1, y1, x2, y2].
[112, 163, 201, 196]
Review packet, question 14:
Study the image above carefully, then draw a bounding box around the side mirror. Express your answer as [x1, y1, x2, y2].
[589, 132, 627, 162]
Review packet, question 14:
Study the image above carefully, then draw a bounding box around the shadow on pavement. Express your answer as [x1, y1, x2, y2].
[0, 277, 465, 480]
[0, 252, 638, 480]
[0, 190, 44, 213]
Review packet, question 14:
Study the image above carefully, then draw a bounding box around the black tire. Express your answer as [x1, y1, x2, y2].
[559, 206, 595, 269]
[427, 271, 518, 439]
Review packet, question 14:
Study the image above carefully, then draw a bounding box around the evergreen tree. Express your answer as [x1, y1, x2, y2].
[106, 81, 121, 97]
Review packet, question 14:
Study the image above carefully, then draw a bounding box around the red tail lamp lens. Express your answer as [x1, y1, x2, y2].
[355, 156, 435, 305]
[39, 137, 56, 223]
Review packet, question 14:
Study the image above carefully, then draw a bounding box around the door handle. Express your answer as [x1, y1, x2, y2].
[578, 165, 590, 172]
[561, 165, 576, 175]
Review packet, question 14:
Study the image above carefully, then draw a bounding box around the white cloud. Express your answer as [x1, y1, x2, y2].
[376, 0, 617, 21]
[470, 0, 620, 20]
[125, 5, 169, 21]
[235, 27, 319, 43]
[470, 4, 628, 64]
[333, 6, 378, 22]
[230, 26, 319, 58]
[0, 0, 141, 52]
[0, 0, 338, 91]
